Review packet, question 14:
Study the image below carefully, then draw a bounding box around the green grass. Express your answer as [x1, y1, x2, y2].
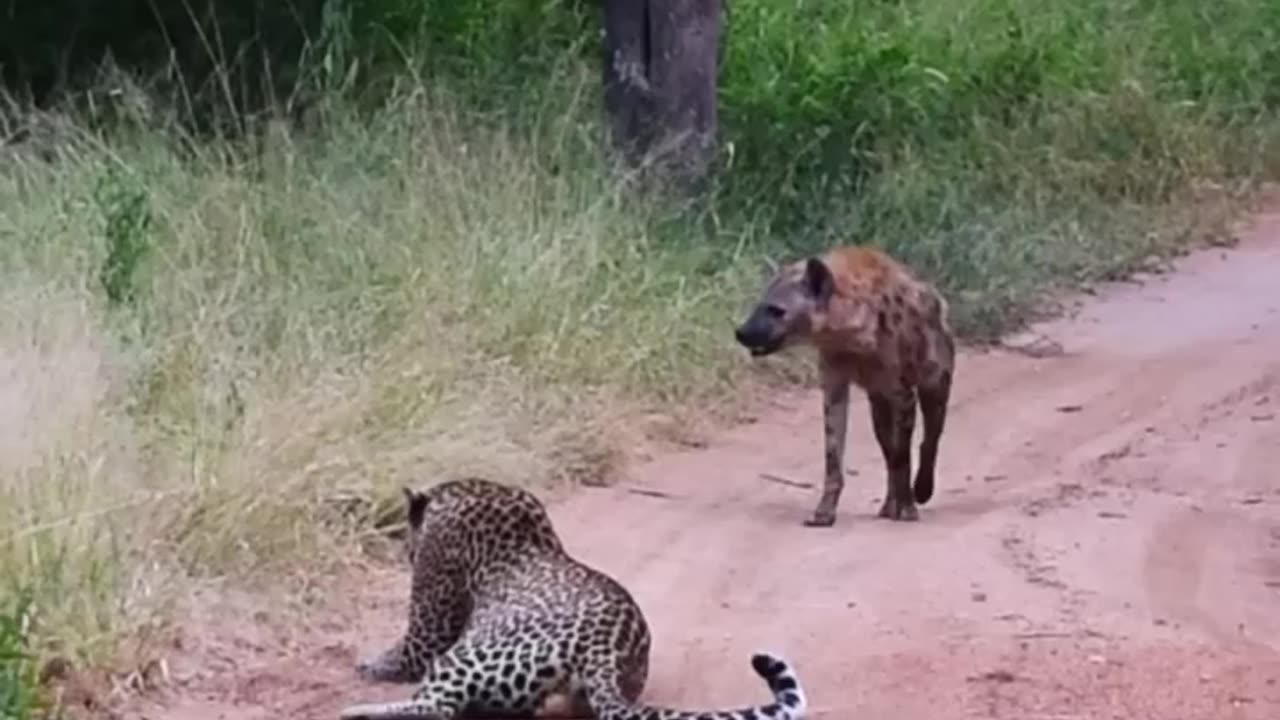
[0, 0, 1276, 678]
[0, 592, 41, 720]
[715, 0, 1280, 330]
[0, 71, 772, 664]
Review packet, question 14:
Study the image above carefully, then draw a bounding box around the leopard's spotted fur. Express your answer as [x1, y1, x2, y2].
[342, 478, 807, 720]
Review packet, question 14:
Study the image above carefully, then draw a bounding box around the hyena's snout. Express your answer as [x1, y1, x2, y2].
[734, 308, 786, 357]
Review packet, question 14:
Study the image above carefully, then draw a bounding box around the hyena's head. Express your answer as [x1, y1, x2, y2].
[734, 256, 835, 358]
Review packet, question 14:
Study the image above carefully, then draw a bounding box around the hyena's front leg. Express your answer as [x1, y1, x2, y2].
[806, 373, 850, 527]
[869, 387, 919, 521]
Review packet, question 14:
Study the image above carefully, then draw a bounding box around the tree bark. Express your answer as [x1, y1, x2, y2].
[602, 0, 655, 170]
[602, 0, 721, 194]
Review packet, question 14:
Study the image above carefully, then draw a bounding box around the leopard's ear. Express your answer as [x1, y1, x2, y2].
[403, 487, 427, 530]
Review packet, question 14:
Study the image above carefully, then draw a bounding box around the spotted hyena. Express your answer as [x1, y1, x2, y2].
[734, 246, 956, 527]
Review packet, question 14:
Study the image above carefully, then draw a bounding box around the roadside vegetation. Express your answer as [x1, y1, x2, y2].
[0, 0, 1276, 707]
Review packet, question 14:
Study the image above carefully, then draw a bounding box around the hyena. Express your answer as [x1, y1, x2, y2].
[734, 246, 956, 527]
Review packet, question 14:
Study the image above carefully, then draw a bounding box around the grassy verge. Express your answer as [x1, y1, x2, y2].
[0, 70, 774, 669]
[0, 592, 42, 720]
[0, 0, 1276, 688]
[717, 0, 1280, 332]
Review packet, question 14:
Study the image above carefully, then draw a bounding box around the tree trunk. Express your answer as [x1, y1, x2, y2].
[602, 0, 655, 170]
[602, 0, 721, 194]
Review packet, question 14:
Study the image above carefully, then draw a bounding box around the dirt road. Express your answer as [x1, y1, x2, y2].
[124, 210, 1280, 720]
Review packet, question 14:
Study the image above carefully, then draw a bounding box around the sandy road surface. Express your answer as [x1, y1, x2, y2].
[123, 211, 1280, 720]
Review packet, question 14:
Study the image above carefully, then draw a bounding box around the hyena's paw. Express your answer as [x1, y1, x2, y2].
[913, 470, 936, 505]
[877, 495, 920, 522]
[803, 509, 837, 528]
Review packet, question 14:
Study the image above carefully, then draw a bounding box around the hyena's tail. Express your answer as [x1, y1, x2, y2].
[588, 651, 807, 720]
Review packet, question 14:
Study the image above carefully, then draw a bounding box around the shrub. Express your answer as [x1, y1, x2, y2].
[0, 592, 41, 720]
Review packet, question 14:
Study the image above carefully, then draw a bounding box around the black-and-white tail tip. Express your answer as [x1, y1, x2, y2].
[749, 651, 807, 720]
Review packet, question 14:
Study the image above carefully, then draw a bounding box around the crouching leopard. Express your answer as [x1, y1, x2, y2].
[342, 477, 808, 720]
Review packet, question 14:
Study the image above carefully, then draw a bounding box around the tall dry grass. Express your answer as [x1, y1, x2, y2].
[1, 0, 1278, 684]
[0, 75, 769, 665]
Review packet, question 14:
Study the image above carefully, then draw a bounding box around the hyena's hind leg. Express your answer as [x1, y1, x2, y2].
[914, 367, 952, 505]
[869, 387, 919, 521]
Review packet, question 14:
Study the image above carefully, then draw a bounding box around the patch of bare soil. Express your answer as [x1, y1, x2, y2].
[115, 209, 1280, 720]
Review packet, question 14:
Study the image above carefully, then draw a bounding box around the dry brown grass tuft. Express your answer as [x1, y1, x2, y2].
[0, 83, 768, 664]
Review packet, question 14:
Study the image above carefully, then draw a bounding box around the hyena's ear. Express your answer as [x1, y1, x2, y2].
[403, 487, 427, 530]
[804, 257, 835, 305]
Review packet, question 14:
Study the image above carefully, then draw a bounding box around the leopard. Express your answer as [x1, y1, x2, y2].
[735, 245, 956, 527]
[341, 477, 808, 720]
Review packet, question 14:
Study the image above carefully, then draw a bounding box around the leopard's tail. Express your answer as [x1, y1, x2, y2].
[337, 700, 436, 720]
[590, 651, 807, 720]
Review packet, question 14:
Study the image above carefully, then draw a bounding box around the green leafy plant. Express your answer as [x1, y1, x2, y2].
[0, 592, 40, 720]
[94, 167, 153, 309]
